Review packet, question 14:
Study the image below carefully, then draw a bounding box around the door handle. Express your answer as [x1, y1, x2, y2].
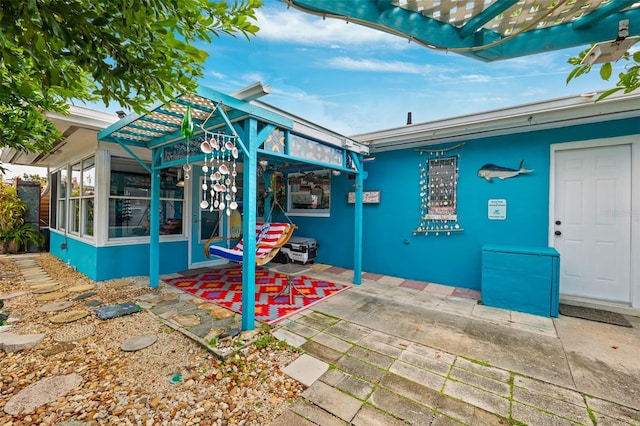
[554, 230, 562, 236]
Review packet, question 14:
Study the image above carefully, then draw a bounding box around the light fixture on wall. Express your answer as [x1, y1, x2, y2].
[332, 170, 341, 176]
[581, 20, 639, 65]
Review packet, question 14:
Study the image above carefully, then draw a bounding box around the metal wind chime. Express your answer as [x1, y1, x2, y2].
[198, 131, 240, 216]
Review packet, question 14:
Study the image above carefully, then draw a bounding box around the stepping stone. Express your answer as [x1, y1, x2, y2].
[204, 328, 225, 342]
[239, 330, 260, 341]
[206, 305, 235, 319]
[94, 302, 142, 320]
[55, 420, 91, 426]
[26, 274, 50, 279]
[219, 328, 240, 339]
[106, 279, 134, 289]
[25, 273, 49, 279]
[171, 314, 201, 327]
[0, 273, 17, 278]
[27, 278, 55, 284]
[40, 342, 75, 357]
[3, 373, 82, 415]
[32, 283, 64, 294]
[49, 310, 89, 324]
[74, 291, 97, 301]
[120, 334, 157, 351]
[35, 290, 69, 302]
[0, 333, 46, 353]
[0, 291, 27, 300]
[67, 283, 96, 293]
[22, 269, 45, 274]
[29, 282, 58, 290]
[53, 324, 95, 342]
[84, 300, 103, 307]
[38, 301, 75, 313]
[0, 325, 13, 333]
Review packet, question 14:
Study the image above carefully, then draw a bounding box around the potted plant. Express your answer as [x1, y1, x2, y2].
[0, 182, 44, 253]
[1, 223, 45, 253]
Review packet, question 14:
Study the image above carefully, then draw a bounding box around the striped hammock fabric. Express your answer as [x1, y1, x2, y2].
[208, 222, 295, 265]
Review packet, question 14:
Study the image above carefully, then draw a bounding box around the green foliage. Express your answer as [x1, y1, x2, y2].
[0, 0, 262, 167]
[0, 223, 45, 252]
[0, 183, 26, 232]
[567, 46, 640, 101]
[253, 333, 276, 349]
[0, 182, 44, 252]
[22, 174, 47, 185]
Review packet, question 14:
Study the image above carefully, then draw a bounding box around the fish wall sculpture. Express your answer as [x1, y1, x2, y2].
[477, 160, 533, 181]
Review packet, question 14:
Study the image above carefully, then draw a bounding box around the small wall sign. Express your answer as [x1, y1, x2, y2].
[348, 190, 380, 204]
[488, 199, 507, 220]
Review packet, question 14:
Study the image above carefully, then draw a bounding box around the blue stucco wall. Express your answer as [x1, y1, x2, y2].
[50, 231, 188, 281]
[292, 117, 638, 290]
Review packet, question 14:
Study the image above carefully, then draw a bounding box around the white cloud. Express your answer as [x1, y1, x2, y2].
[325, 56, 436, 74]
[205, 70, 225, 80]
[241, 72, 268, 84]
[459, 74, 492, 83]
[255, 5, 406, 48]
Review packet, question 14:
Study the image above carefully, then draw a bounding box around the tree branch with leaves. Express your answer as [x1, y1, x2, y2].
[0, 0, 262, 172]
[567, 45, 640, 100]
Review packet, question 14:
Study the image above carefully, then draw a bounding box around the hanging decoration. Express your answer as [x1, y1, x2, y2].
[414, 143, 464, 236]
[198, 130, 240, 217]
[181, 106, 194, 181]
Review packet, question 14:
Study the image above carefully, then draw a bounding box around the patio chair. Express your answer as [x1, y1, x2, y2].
[205, 222, 297, 266]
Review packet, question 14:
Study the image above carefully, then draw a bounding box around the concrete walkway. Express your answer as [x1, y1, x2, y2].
[270, 265, 640, 425]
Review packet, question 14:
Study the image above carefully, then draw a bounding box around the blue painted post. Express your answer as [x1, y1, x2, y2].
[263, 171, 273, 221]
[241, 118, 258, 331]
[353, 155, 364, 285]
[149, 149, 161, 288]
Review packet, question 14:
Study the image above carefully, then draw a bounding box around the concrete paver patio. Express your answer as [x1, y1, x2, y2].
[271, 265, 640, 425]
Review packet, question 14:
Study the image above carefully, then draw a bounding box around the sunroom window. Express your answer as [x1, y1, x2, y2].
[51, 156, 95, 238]
[108, 158, 184, 239]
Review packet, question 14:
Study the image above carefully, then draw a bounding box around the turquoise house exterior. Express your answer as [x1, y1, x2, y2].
[3, 90, 639, 319]
[289, 92, 640, 314]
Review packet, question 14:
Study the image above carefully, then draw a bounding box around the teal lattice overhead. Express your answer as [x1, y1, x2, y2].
[284, 0, 640, 62]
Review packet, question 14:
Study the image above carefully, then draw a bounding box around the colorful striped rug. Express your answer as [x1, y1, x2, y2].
[164, 265, 349, 324]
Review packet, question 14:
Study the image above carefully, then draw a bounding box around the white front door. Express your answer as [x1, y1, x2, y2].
[554, 144, 632, 303]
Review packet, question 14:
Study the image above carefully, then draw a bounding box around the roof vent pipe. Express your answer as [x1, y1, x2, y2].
[406, 112, 412, 125]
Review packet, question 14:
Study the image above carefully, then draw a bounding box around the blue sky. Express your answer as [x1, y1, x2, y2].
[2, 1, 630, 178]
[192, 0, 626, 136]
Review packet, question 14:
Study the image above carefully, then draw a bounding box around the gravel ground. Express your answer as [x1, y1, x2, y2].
[0, 254, 304, 426]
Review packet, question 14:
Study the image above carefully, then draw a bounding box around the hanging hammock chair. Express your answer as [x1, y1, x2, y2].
[204, 172, 297, 266]
[205, 222, 297, 266]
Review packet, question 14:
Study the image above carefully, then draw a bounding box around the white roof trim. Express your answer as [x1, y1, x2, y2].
[353, 91, 640, 152]
[46, 105, 119, 130]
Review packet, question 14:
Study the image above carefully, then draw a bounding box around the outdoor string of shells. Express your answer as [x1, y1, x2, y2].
[199, 131, 240, 216]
